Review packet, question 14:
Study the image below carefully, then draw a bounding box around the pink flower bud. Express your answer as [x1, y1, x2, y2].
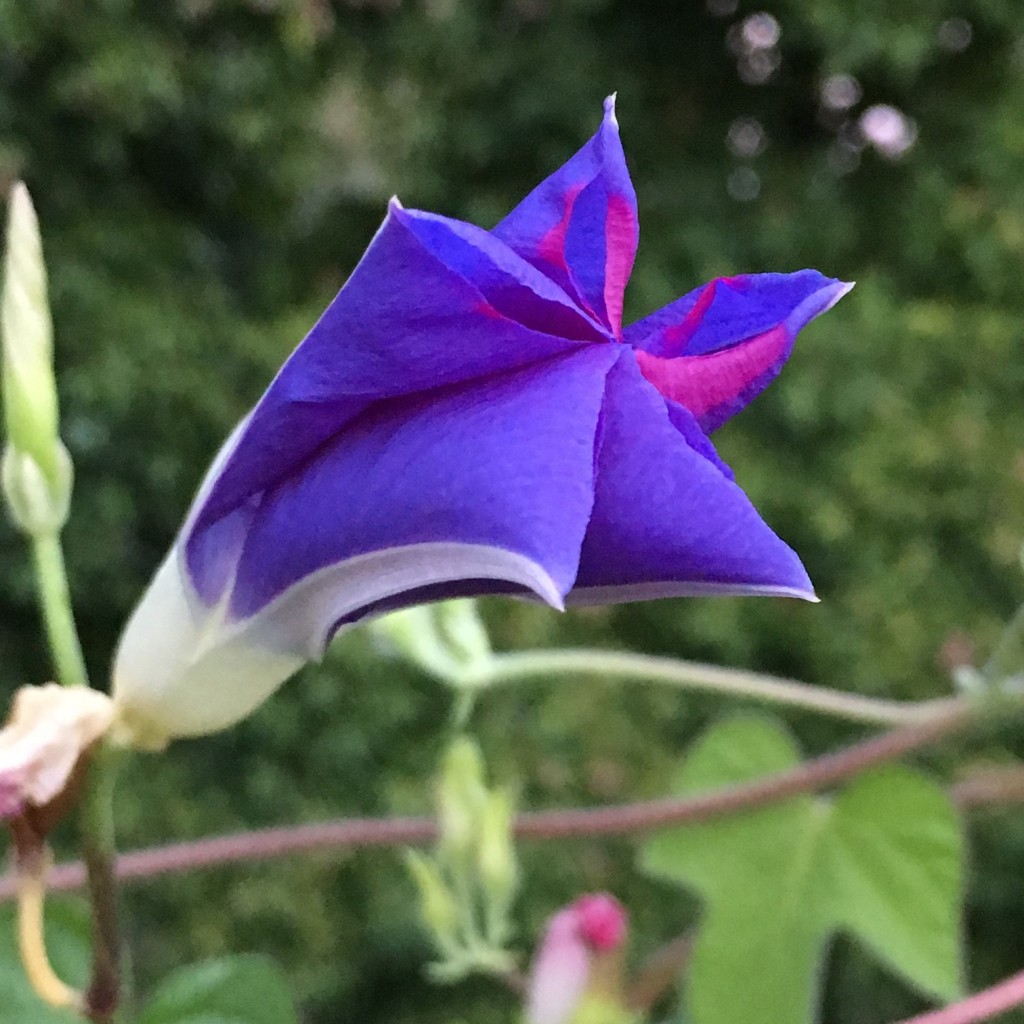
[526, 893, 628, 1024]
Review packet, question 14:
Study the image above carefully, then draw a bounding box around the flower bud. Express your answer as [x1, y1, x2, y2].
[437, 599, 491, 670]
[437, 735, 488, 864]
[2, 441, 72, 536]
[405, 849, 459, 952]
[526, 894, 630, 1024]
[369, 599, 491, 683]
[2, 184, 62, 486]
[478, 786, 517, 928]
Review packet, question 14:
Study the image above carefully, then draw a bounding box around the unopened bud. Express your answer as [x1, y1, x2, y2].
[369, 599, 491, 683]
[2, 441, 72, 536]
[2, 184, 61, 484]
[438, 736, 487, 863]
[526, 894, 630, 1024]
[405, 849, 459, 951]
[478, 787, 517, 916]
[437, 600, 491, 669]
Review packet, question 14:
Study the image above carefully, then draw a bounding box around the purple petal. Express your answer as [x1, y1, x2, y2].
[493, 96, 638, 337]
[627, 272, 851, 432]
[662, 397, 736, 481]
[214, 346, 621, 647]
[570, 353, 814, 603]
[396, 206, 609, 343]
[189, 203, 593, 602]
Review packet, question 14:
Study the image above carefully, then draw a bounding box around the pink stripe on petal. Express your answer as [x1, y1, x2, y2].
[536, 181, 587, 273]
[659, 279, 718, 357]
[718, 274, 750, 290]
[602, 194, 637, 338]
[474, 299, 507, 320]
[634, 323, 790, 431]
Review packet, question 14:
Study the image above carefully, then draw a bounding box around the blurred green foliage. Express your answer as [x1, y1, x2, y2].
[1, 0, 1023, 1021]
[643, 716, 963, 1024]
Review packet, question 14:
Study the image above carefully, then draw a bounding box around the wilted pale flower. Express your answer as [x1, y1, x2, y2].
[0, 684, 114, 849]
[526, 893, 629, 1024]
[113, 97, 849, 742]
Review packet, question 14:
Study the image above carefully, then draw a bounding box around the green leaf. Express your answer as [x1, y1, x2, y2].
[827, 766, 963, 1000]
[640, 715, 964, 1024]
[138, 954, 298, 1024]
[0, 899, 90, 1024]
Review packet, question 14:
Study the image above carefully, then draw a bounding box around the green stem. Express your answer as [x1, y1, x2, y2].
[27, 529, 124, 1022]
[30, 533, 88, 688]
[455, 648, 949, 727]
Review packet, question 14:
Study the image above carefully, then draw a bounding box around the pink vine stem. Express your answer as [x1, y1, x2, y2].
[893, 968, 1024, 1024]
[0, 698, 970, 901]
[4, 698, 1024, 1023]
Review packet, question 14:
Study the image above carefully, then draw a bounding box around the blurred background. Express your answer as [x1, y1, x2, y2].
[2, 0, 1024, 1020]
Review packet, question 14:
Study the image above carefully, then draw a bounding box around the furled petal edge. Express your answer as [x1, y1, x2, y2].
[567, 578, 819, 605]
[112, 542, 564, 740]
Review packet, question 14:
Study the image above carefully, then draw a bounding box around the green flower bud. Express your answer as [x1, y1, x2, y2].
[2, 440, 72, 536]
[437, 735, 488, 864]
[2, 184, 61, 484]
[478, 786, 517, 921]
[368, 599, 491, 683]
[405, 849, 459, 952]
[437, 599, 491, 670]
[369, 605, 462, 680]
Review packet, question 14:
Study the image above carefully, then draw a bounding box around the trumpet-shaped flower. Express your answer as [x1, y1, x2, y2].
[113, 97, 850, 741]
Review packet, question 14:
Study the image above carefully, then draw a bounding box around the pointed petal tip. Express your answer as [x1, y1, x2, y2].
[5, 181, 38, 232]
[8, 180, 29, 207]
[388, 195, 404, 213]
[602, 93, 619, 126]
[784, 274, 855, 334]
[826, 279, 855, 308]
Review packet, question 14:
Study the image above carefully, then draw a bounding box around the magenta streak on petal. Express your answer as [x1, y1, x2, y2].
[537, 181, 586, 272]
[536, 181, 604, 322]
[634, 323, 789, 433]
[602, 194, 637, 338]
[718, 274, 749, 290]
[658, 279, 718, 357]
[474, 299, 506, 320]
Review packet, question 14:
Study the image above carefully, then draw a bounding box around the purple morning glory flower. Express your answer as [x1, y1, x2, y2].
[113, 97, 850, 740]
